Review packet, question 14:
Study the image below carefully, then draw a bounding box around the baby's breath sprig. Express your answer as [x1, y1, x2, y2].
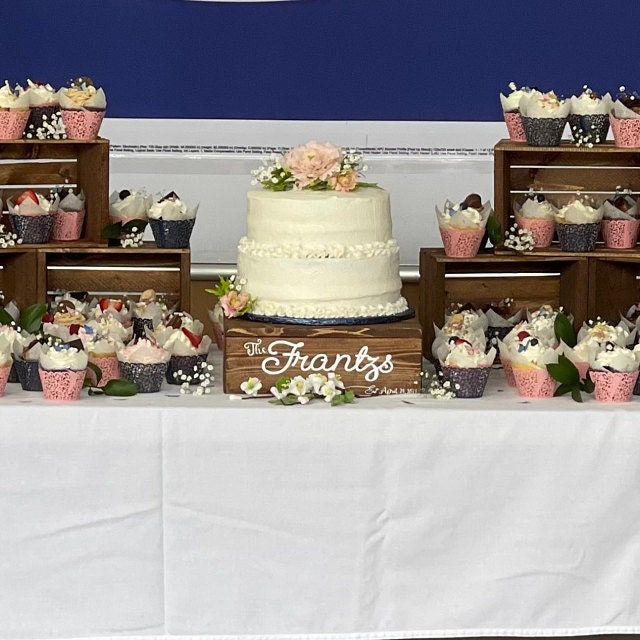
[421, 370, 457, 400]
[174, 361, 215, 396]
[504, 223, 535, 253]
[120, 226, 145, 248]
[251, 154, 295, 192]
[0, 224, 22, 248]
[25, 112, 67, 141]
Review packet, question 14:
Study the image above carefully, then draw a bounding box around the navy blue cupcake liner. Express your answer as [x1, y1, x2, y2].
[165, 354, 208, 385]
[119, 361, 167, 393]
[441, 365, 491, 399]
[521, 116, 567, 147]
[568, 113, 609, 144]
[557, 222, 600, 252]
[9, 213, 55, 244]
[149, 218, 195, 249]
[13, 358, 43, 391]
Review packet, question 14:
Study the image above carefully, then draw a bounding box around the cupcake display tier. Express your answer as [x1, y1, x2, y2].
[0, 138, 109, 246]
[0, 244, 191, 312]
[494, 140, 640, 250]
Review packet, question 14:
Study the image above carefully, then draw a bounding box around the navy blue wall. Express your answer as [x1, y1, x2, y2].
[6, 0, 639, 121]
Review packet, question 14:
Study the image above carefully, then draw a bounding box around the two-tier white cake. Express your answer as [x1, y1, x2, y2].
[236, 187, 408, 320]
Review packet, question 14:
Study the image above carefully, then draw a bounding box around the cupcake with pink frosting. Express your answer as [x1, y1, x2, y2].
[117, 338, 170, 393]
[39, 344, 88, 401]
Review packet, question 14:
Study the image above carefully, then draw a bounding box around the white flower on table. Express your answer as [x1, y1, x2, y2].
[270, 386, 285, 401]
[297, 395, 310, 405]
[320, 381, 342, 403]
[307, 373, 328, 394]
[240, 377, 262, 396]
[287, 375, 311, 397]
[327, 372, 345, 390]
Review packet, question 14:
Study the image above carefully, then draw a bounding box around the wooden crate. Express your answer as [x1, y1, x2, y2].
[0, 248, 39, 309]
[0, 138, 109, 246]
[419, 248, 589, 356]
[589, 255, 640, 322]
[224, 316, 422, 396]
[494, 140, 640, 244]
[39, 244, 191, 311]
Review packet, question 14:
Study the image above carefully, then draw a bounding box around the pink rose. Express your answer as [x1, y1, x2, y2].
[283, 141, 342, 189]
[329, 170, 358, 192]
[220, 290, 251, 318]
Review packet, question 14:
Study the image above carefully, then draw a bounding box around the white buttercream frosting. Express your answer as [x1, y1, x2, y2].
[158, 328, 211, 356]
[9, 193, 59, 216]
[117, 339, 170, 364]
[0, 335, 12, 368]
[577, 321, 630, 347]
[519, 92, 570, 119]
[148, 197, 197, 221]
[570, 91, 612, 116]
[40, 345, 88, 371]
[517, 197, 557, 220]
[500, 84, 540, 113]
[442, 342, 495, 368]
[556, 200, 603, 224]
[436, 200, 492, 230]
[59, 86, 106, 110]
[590, 345, 640, 373]
[0, 82, 29, 110]
[109, 191, 151, 223]
[25, 80, 58, 107]
[238, 237, 399, 260]
[87, 337, 123, 357]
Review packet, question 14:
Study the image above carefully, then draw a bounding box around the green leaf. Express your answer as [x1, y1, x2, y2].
[571, 388, 583, 403]
[88, 387, 104, 396]
[0, 308, 14, 326]
[279, 394, 299, 406]
[554, 313, 577, 348]
[275, 376, 291, 393]
[20, 303, 47, 333]
[86, 361, 103, 386]
[486, 214, 502, 247]
[331, 394, 345, 406]
[554, 382, 573, 397]
[122, 219, 147, 233]
[101, 222, 125, 239]
[547, 355, 580, 386]
[356, 182, 380, 189]
[343, 390, 355, 404]
[103, 378, 138, 396]
[581, 372, 595, 394]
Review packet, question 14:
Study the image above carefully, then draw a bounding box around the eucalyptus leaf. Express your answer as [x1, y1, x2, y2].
[86, 361, 103, 386]
[554, 313, 576, 348]
[103, 378, 138, 397]
[20, 303, 47, 333]
[0, 308, 14, 326]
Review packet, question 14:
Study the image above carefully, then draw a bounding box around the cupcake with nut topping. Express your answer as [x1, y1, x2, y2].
[519, 91, 570, 146]
[59, 77, 106, 140]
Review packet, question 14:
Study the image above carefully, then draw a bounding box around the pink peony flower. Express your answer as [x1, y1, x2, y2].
[220, 290, 251, 318]
[329, 170, 358, 192]
[283, 141, 342, 189]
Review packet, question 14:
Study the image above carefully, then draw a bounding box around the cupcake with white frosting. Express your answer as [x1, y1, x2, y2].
[13, 334, 45, 391]
[109, 189, 152, 225]
[117, 338, 170, 393]
[59, 77, 106, 140]
[52, 189, 85, 241]
[86, 336, 123, 388]
[437, 339, 496, 398]
[519, 91, 570, 147]
[0, 81, 30, 140]
[569, 87, 612, 145]
[555, 197, 603, 252]
[507, 331, 559, 398]
[610, 87, 640, 148]
[7, 190, 59, 244]
[148, 192, 199, 248]
[38, 344, 88, 401]
[436, 193, 492, 258]
[0, 335, 12, 396]
[23, 80, 62, 139]
[156, 322, 212, 385]
[500, 83, 540, 142]
[588, 342, 640, 403]
[514, 193, 557, 248]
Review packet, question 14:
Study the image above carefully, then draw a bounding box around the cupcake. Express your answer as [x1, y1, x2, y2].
[39, 344, 88, 401]
[7, 190, 58, 244]
[0, 81, 30, 140]
[514, 193, 557, 248]
[23, 80, 64, 140]
[519, 92, 570, 147]
[0, 335, 12, 396]
[130, 289, 167, 337]
[51, 299, 87, 327]
[500, 83, 540, 142]
[51, 190, 85, 241]
[148, 192, 198, 248]
[437, 339, 496, 398]
[436, 193, 492, 258]
[508, 332, 559, 398]
[482, 299, 524, 349]
[156, 324, 212, 385]
[577, 319, 634, 349]
[555, 198, 603, 252]
[560, 340, 596, 381]
[117, 338, 170, 393]
[569, 87, 612, 145]
[610, 87, 640, 148]
[59, 77, 106, 140]
[87, 305, 133, 344]
[13, 336, 44, 391]
[109, 189, 151, 226]
[86, 336, 122, 388]
[588, 342, 640, 403]
[601, 194, 639, 249]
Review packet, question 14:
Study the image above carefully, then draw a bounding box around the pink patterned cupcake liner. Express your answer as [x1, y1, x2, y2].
[589, 369, 638, 403]
[0, 365, 10, 396]
[515, 215, 555, 248]
[0, 110, 30, 140]
[439, 226, 484, 258]
[610, 113, 640, 148]
[87, 355, 120, 388]
[501, 359, 516, 387]
[602, 218, 640, 249]
[503, 111, 526, 142]
[39, 368, 86, 401]
[61, 109, 104, 140]
[52, 210, 85, 241]
[513, 365, 555, 398]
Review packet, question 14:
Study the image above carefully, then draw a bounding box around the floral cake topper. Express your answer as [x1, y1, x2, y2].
[251, 141, 377, 192]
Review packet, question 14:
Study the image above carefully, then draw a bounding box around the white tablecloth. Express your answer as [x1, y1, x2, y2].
[2, 356, 640, 639]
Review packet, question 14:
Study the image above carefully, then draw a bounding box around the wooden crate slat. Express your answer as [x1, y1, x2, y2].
[0, 162, 77, 188]
[508, 167, 640, 194]
[0, 251, 39, 308]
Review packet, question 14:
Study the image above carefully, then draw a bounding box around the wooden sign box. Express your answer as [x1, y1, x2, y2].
[224, 316, 423, 396]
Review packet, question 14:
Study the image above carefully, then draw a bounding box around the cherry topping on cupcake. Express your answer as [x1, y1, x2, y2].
[99, 298, 123, 312]
[16, 190, 39, 206]
[181, 327, 203, 349]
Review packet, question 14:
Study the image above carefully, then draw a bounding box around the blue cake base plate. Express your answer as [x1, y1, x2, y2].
[243, 308, 416, 326]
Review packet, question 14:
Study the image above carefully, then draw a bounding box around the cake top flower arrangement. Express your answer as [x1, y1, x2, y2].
[251, 141, 376, 192]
